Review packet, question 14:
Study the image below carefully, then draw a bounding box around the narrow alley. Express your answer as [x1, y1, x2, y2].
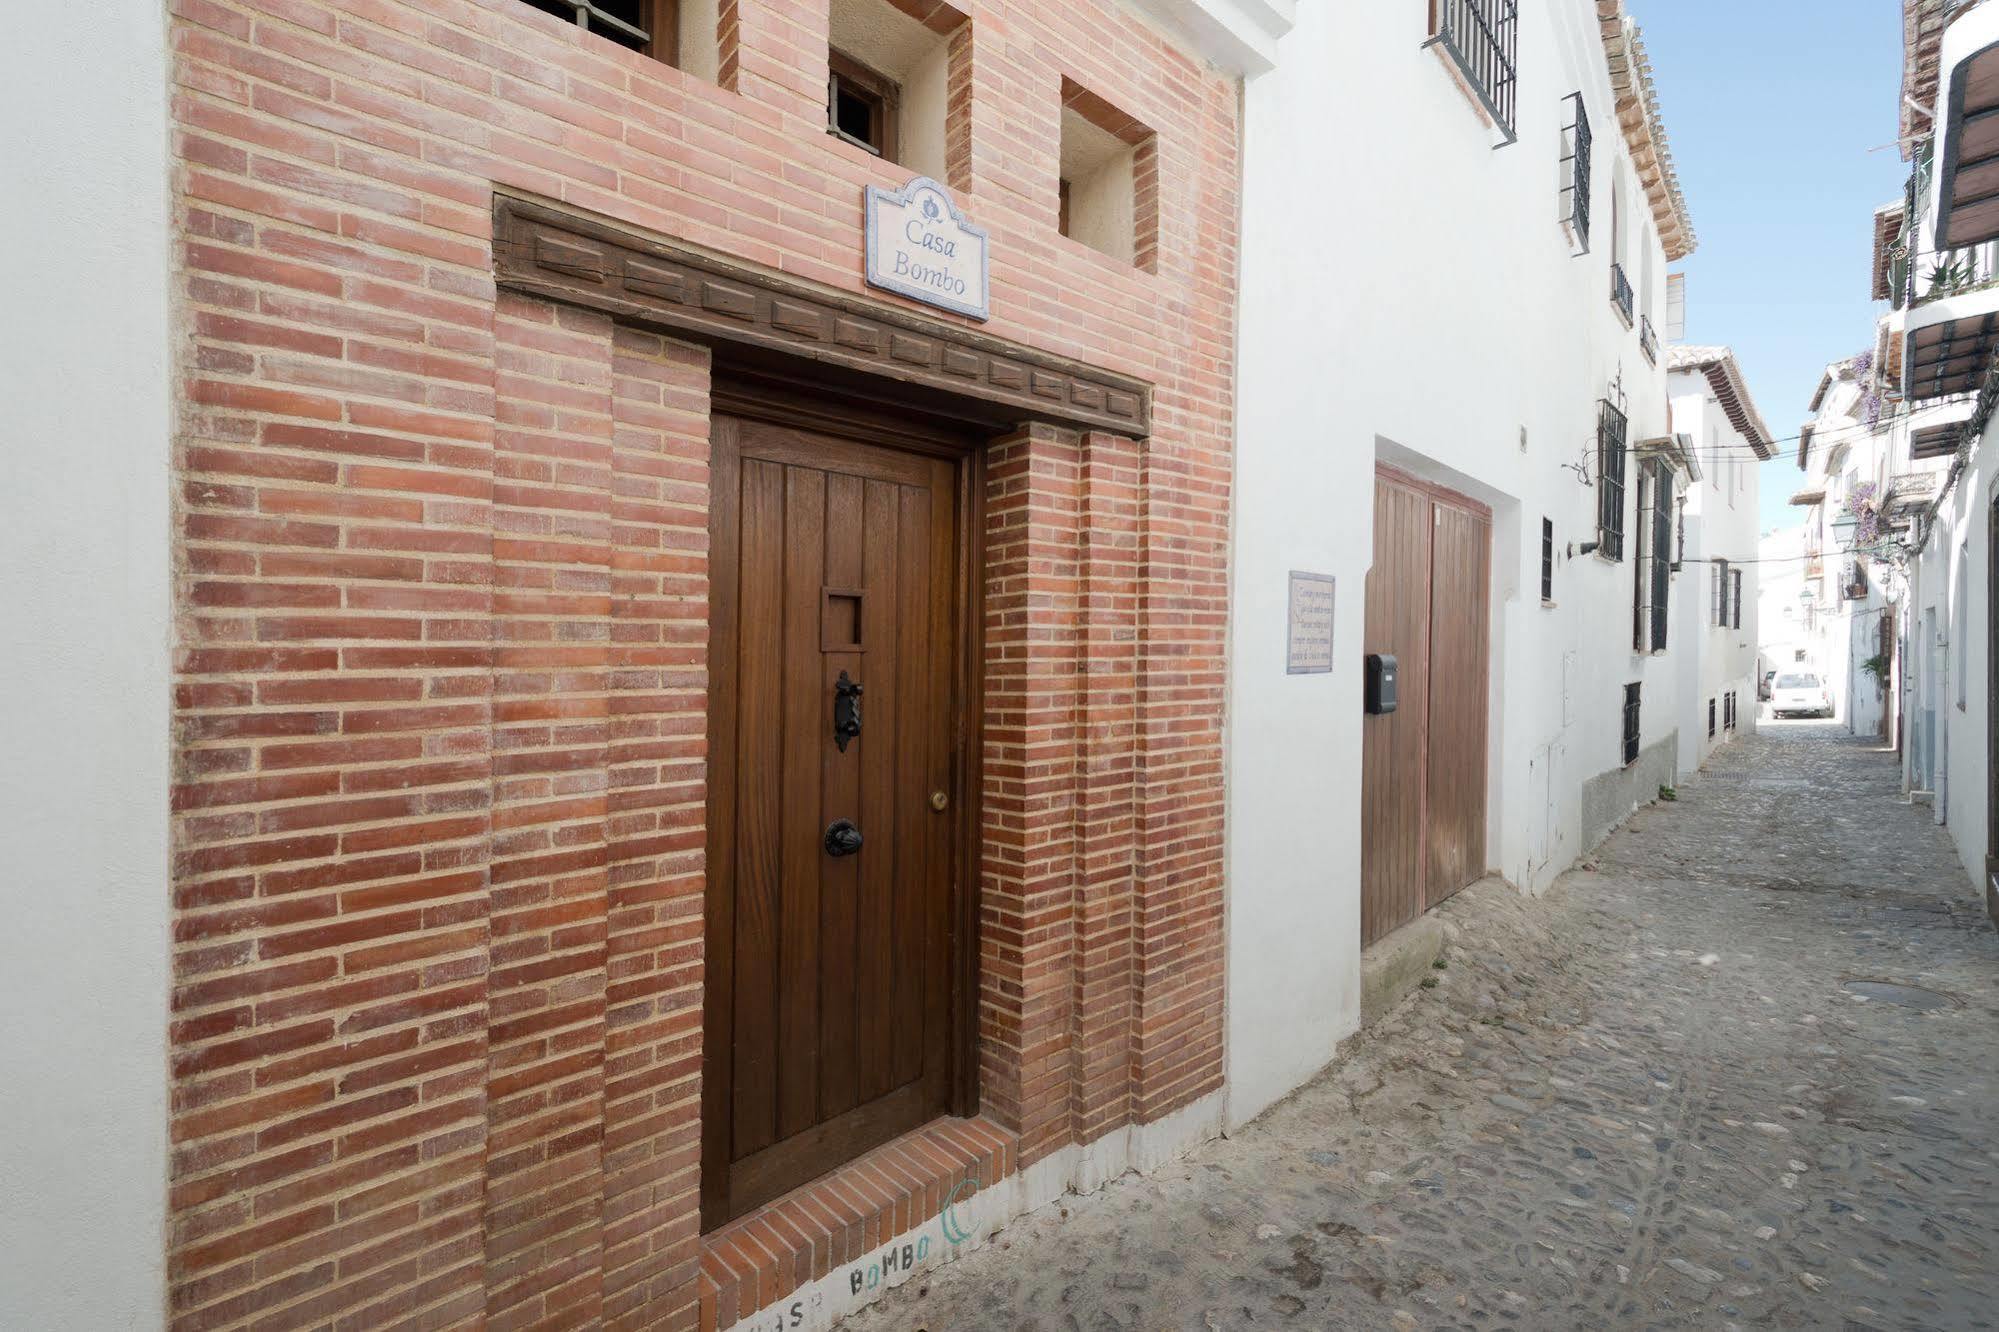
[852, 727, 1999, 1331]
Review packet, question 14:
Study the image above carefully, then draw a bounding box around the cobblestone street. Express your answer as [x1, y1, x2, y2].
[852, 725, 1999, 1331]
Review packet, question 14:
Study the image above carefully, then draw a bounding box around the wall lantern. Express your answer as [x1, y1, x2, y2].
[1829, 511, 1861, 551]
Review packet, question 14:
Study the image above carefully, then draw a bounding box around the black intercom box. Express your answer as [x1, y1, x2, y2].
[1365, 653, 1398, 714]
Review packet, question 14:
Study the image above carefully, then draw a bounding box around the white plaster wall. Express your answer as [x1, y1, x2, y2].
[1225, 0, 1677, 1126]
[1670, 382, 1762, 777]
[0, 4, 172, 1327]
[1925, 428, 1994, 895]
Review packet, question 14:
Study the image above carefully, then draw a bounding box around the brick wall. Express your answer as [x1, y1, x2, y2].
[167, 0, 1236, 1326]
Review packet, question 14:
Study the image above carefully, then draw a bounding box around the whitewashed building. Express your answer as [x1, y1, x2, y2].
[1667, 347, 1771, 774]
[1758, 520, 1828, 684]
[1883, 0, 1999, 916]
[1222, 0, 1712, 1125]
[1789, 356, 1896, 736]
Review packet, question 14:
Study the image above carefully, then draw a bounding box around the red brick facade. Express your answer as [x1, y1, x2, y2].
[167, 1, 1236, 1326]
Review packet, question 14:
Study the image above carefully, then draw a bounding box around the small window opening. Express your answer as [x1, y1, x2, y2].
[828, 49, 899, 158]
[1057, 78, 1156, 269]
[1540, 517, 1555, 604]
[825, 0, 965, 177]
[1622, 682, 1642, 767]
[515, 0, 702, 70]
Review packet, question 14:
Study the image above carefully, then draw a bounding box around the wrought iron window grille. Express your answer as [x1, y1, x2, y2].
[1427, 0, 1519, 144]
[1622, 682, 1642, 767]
[1596, 398, 1629, 561]
[1631, 460, 1671, 653]
[1639, 314, 1659, 364]
[1610, 262, 1635, 326]
[1561, 92, 1592, 254]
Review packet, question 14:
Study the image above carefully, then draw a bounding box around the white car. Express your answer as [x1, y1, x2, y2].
[1770, 671, 1832, 719]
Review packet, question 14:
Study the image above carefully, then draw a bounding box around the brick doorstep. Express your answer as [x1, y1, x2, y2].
[699, 1115, 1016, 1330]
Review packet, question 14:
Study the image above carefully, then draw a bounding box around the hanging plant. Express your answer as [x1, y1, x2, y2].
[1845, 481, 1883, 547]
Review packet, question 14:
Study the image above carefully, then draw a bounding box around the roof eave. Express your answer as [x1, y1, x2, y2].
[1597, 3, 1697, 260]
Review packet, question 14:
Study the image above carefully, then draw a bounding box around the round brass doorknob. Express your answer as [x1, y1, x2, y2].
[929, 790, 949, 812]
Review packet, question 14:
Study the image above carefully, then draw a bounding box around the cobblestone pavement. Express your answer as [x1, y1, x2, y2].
[849, 724, 1999, 1331]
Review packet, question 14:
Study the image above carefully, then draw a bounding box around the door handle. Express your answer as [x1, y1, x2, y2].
[823, 819, 863, 857]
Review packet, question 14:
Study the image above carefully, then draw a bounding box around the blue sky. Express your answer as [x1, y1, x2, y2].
[1634, 0, 1908, 534]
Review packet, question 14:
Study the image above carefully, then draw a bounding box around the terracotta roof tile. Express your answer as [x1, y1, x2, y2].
[1598, 2, 1696, 260]
[1667, 345, 1774, 455]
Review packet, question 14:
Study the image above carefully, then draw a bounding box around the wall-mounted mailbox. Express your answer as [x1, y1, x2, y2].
[1365, 653, 1398, 715]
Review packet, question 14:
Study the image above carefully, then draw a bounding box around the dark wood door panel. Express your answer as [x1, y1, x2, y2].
[1425, 502, 1490, 909]
[1361, 476, 1433, 946]
[704, 412, 962, 1229]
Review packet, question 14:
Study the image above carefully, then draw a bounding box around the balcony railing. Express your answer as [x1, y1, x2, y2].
[1908, 241, 1999, 309]
[1639, 314, 1659, 364]
[1430, 0, 1519, 143]
[1894, 142, 1999, 312]
[1610, 262, 1634, 326]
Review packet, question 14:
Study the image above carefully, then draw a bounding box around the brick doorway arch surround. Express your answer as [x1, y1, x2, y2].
[475, 194, 1223, 1320]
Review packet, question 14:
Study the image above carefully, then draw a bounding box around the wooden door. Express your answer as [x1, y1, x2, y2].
[1361, 479, 1432, 945]
[1360, 468, 1490, 946]
[703, 412, 962, 1228]
[1425, 501, 1491, 906]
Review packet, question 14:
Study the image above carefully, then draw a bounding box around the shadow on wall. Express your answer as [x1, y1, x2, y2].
[1580, 731, 1677, 852]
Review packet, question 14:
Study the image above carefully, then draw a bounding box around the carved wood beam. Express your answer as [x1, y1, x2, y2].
[493, 192, 1152, 437]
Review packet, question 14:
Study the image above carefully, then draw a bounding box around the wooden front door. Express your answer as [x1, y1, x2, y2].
[702, 410, 963, 1228]
[1360, 467, 1491, 946]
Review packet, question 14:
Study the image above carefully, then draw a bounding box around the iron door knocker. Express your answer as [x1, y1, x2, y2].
[834, 670, 863, 752]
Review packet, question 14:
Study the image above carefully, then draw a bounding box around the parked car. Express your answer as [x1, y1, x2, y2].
[1770, 671, 1831, 718]
[1758, 669, 1776, 702]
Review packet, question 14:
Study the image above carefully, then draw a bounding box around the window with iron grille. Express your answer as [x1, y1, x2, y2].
[1708, 698, 1716, 738]
[1730, 568, 1743, 630]
[1711, 557, 1730, 626]
[1610, 262, 1635, 325]
[1631, 468, 1648, 649]
[1725, 691, 1737, 731]
[1631, 459, 1672, 652]
[1428, 0, 1519, 142]
[1541, 517, 1555, 603]
[1596, 399, 1628, 560]
[1561, 93, 1592, 252]
[517, 0, 678, 64]
[1622, 682, 1641, 766]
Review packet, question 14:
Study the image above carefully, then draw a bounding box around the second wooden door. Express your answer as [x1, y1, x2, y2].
[1361, 467, 1491, 946]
